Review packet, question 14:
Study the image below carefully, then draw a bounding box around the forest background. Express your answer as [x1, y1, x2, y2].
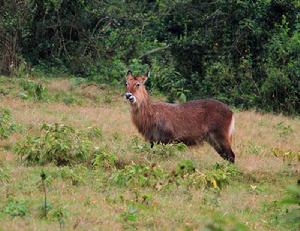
[0, 0, 299, 114]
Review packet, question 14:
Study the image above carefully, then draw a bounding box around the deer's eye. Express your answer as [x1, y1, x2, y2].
[136, 83, 140, 87]
[125, 82, 128, 86]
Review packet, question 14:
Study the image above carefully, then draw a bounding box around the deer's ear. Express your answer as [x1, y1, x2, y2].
[141, 76, 148, 84]
[145, 71, 150, 78]
[142, 71, 150, 84]
[127, 70, 132, 77]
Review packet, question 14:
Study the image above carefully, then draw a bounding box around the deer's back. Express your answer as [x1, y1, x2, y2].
[151, 99, 233, 144]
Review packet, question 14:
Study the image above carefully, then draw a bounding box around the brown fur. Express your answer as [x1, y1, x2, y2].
[125, 72, 235, 163]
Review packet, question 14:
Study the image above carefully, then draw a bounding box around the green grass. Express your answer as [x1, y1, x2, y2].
[0, 76, 299, 230]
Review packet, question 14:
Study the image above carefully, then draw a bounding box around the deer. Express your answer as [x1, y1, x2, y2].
[124, 70, 236, 163]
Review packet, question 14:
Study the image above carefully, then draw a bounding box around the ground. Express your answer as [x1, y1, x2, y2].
[0, 76, 299, 231]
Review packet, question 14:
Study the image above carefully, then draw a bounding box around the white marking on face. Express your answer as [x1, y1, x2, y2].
[125, 92, 136, 104]
[130, 95, 136, 104]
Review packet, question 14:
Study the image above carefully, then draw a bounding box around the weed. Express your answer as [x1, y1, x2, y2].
[110, 163, 167, 187]
[87, 126, 103, 139]
[15, 123, 93, 165]
[52, 91, 83, 105]
[0, 166, 10, 184]
[246, 142, 263, 155]
[3, 198, 29, 217]
[178, 163, 242, 190]
[279, 184, 300, 230]
[70, 77, 88, 86]
[274, 122, 294, 137]
[281, 184, 300, 206]
[263, 184, 300, 230]
[175, 170, 208, 189]
[109, 161, 240, 191]
[19, 79, 47, 100]
[62, 94, 81, 105]
[112, 132, 122, 142]
[0, 108, 18, 139]
[40, 170, 48, 218]
[120, 206, 138, 222]
[205, 163, 241, 189]
[272, 148, 300, 162]
[38, 202, 53, 218]
[176, 159, 196, 176]
[0, 87, 10, 96]
[204, 213, 249, 231]
[49, 205, 68, 228]
[103, 95, 113, 104]
[93, 148, 117, 170]
[59, 165, 86, 185]
[42, 165, 87, 186]
[249, 184, 264, 194]
[130, 136, 187, 158]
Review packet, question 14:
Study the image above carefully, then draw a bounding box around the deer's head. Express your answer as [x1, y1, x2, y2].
[125, 70, 149, 106]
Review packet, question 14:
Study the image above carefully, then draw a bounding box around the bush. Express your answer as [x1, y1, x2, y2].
[110, 163, 167, 187]
[205, 163, 241, 189]
[15, 123, 94, 166]
[130, 136, 187, 158]
[18, 79, 48, 101]
[3, 198, 29, 217]
[204, 213, 249, 231]
[0, 108, 18, 139]
[175, 159, 196, 176]
[0, 166, 10, 184]
[92, 148, 117, 170]
[280, 184, 300, 230]
[110, 161, 241, 190]
[261, 16, 300, 114]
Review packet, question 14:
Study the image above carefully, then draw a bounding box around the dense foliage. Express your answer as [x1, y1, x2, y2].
[0, 0, 299, 114]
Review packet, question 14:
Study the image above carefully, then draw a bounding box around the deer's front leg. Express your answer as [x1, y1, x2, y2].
[150, 141, 154, 148]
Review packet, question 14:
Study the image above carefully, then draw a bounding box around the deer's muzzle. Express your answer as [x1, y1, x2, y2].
[125, 92, 136, 103]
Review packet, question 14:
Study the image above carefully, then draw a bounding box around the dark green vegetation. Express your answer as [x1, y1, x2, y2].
[0, 77, 299, 230]
[1, 0, 299, 114]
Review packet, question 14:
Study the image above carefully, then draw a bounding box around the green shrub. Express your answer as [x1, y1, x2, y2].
[262, 16, 300, 114]
[110, 161, 240, 190]
[58, 166, 86, 186]
[110, 163, 167, 187]
[93, 148, 117, 170]
[130, 136, 187, 158]
[87, 126, 103, 139]
[19, 79, 47, 101]
[0, 108, 18, 139]
[204, 213, 249, 231]
[3, 198, 29, 217]
[175, 159, 196, 176]
[272, 148, 300, 162]
[49, 205, 69, 228]
[205, 163, 241, 189]
[52, 91, 83, 105]
[274, 122, 294, 138]
[151, 58, 188, 103]
[62, 94, 81, 105]
[15, 123, 93, 166]
[175, 163, 241, 190]
[0, 166, 10, 184]
[120, 206, 138, 222]
[279, 184, 300, 230]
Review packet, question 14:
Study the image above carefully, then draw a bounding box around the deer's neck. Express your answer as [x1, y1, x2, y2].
[131, 95, 155, 136]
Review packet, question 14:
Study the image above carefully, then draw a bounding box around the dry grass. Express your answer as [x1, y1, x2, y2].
[0, 77, 299, 230]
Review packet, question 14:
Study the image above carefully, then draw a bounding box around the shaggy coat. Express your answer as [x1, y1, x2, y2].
[125, 72, 235, 163]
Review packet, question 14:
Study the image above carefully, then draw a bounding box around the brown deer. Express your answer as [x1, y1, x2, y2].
[125, 70, 236, 163]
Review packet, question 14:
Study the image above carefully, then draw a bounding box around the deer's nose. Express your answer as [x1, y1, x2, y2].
[125, 92, 132, 99]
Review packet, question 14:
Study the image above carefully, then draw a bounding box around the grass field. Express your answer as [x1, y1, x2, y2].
[0, 76, 299, 231]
